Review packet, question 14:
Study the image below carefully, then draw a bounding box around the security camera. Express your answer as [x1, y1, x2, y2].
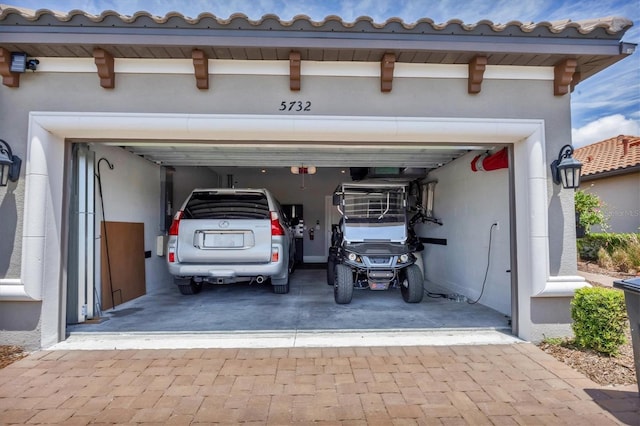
[26, 59, 39, 71]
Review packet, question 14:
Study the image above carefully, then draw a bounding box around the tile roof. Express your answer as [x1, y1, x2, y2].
[0, 5, 633, 38]
[0, 5, 634, 82]
[574, 135, 640, 177]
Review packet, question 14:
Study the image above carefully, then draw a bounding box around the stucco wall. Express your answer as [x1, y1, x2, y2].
[0, 71, 576, 275]
[583, 172, 640, 233]
[0, 69, 579, 346]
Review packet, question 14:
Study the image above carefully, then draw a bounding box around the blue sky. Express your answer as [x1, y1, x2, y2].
[6, 0, 639, 147]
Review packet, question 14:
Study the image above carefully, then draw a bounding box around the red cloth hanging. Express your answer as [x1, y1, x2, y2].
[471, 147, 509, 172]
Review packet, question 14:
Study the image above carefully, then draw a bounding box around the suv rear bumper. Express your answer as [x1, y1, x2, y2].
[168, 258, 287, 282]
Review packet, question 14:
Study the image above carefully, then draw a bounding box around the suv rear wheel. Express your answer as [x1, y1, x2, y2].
[177, 279, 203, 295]
[272, 274, 290, 294]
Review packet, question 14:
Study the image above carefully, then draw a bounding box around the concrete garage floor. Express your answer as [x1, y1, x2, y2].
[67, 268, 511, 339]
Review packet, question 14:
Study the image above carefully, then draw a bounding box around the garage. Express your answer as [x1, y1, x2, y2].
[63, 132, 513, 337]
[1, 9, 632, 349]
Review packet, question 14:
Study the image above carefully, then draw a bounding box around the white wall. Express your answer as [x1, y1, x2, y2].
[419, 151, 512, 315]
[90, 145, 172, 296]
[172, 166, 221, 209]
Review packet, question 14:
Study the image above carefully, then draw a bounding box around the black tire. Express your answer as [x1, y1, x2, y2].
[272, 275, 290, 294]
[178, 280, 202, 295]
[401, 264, 424, 303]
[334, 264, 354, 304]
[326, 257, 336, 286]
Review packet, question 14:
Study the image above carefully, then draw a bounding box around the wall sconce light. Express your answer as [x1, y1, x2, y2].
[10, 52, 39, 73]
[0, 139, 22, 187]
[550, 144, 582, 189]
[290, 165, 317, 175]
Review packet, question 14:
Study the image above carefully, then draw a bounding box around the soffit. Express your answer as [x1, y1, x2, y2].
[0, 7, 634, 81]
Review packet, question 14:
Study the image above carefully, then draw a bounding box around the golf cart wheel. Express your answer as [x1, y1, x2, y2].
[401, 264, 424, 303]
[326, 257, 336, 286]
[334, 264, 354, 304]
[178, 279, 202, 295]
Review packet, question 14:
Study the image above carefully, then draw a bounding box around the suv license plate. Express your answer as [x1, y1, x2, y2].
[206, 233, 244, 248]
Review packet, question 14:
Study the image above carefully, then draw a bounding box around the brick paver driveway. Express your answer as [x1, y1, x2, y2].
[0, 343, 638, 425]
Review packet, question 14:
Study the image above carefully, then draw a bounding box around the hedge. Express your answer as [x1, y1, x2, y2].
[571, 286, 627, 355]
[577, 233, 639, 261]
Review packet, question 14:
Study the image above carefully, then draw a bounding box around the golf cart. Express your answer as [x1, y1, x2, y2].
[327, 180, 426, 304]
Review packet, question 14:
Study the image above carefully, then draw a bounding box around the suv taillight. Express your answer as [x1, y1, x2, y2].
[270, 211, 285, 236]
[169, 211, 183, 236]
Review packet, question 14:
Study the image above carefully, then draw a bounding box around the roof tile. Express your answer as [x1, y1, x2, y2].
[574, 135, 640, 176]
[0, 5, 633, 36]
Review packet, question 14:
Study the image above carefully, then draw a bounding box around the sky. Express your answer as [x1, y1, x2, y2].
[5, 0, 640, 147]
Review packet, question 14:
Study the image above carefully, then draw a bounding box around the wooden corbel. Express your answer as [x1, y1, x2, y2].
[381, 53, 395, 93]
[570, 71, 582, 93]
[289, 51, 301, 91]
[554, 58, 577, 96]
[0, 48, 20, 88]
[192, 49, 209, 90]
[468, 55, 487, 94]
[93, 48, 115, 89]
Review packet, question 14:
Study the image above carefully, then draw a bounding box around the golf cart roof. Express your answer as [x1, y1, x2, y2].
[338, 179, 414, 190]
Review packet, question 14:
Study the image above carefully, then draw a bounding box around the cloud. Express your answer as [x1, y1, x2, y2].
[571, 114, 640, 148]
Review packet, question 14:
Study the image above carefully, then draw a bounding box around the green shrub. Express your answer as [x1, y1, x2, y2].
[574, 190, 607, 234]
[626, 234, 640, 267]
[571, 287, 627, 356]
[611, 249, 631, 273]
[597, 247, 613, 269]
[577, 233, 640, 265]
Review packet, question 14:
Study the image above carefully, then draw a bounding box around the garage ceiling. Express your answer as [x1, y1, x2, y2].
[114, 141, 483, 168]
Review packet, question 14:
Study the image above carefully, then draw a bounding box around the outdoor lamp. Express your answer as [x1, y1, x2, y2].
[10, 52, 39, 73]
[0, 139, 22, 187]
[550, 144, 582, 189]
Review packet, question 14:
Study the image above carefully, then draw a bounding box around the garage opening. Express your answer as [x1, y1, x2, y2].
[65, 136, 514, 337]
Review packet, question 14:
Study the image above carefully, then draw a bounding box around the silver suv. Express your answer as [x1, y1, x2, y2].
[166, 188, 295, 295]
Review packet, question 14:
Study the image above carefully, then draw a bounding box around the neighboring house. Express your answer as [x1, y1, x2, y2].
[0, 6, 636, 349]
[574, 135, 640, 233]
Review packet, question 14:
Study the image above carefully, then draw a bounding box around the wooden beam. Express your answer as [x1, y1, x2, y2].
[570, 71, 582, 93]
[380, 53, 395, 93]
[289, 51, 301, 91]
[553, 58, 577, 96]
[192, 49, 209, 90]
[93, 48, 115, 89]
[468, 55, 487, 94]
[0, 48, 20, 88]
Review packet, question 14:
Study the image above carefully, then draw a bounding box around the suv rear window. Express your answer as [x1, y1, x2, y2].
[183, 191, 270, 219]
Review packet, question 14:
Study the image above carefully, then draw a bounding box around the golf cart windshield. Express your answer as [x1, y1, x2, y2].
[337, 183, 408, 243]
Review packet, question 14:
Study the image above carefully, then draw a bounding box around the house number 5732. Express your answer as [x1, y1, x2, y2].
[279, 101, 311, 112]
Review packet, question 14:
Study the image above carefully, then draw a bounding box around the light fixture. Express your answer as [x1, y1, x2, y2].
[0, 139, 22, 187]
[10, 52, 39, 73]
[550, 144, 582, 189]
[290, 165, 317, 175]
